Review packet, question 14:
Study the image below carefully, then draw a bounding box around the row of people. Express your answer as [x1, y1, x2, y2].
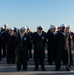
[0, 24, 74, 71]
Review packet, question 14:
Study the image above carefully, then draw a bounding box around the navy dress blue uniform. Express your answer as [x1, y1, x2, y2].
[0, 32, 2, 61]
[16, 33, 29, 71]
[27, 32, 33, 59]
[7, 34, 16, 64]
[55, 31, 70, 71]
[33, 32, 46, 71]
[2, 30, 9, 58]
[47, 32, 56, 65]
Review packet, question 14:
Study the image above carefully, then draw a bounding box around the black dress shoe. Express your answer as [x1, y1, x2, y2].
[34, 68, 38, 71]
[0, 58, 2, 61]
[66, 66, 71, 71]
[23, 69, 27, 71]
[7, 62, 10, 64]
[55, 68, 60, 71]
[42, 69, 45, 71]
[17, 69, 21, 71]
[49, 63, 53, 65]
[55, 69, 59, 71]
[2, 56, 6, 58]
[12, 62, 15, 64]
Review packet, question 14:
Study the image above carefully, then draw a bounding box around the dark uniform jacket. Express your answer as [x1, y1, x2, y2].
[0, 32, 2, 48]
[47, 32, 56, 48]
[16, 33, 30, 60]
[33, 32, 46, 50]
[33, 32, 46, 67]
[55, 31, 70, 65]
[6, 34, 16, 63]
[7, 34, 16, 48]
[26, 32, 33, 49]
[0, 32, 2, 60]
[47, 32, 56, 62]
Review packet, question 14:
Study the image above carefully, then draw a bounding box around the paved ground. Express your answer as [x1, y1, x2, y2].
[0, 50, 74, 75]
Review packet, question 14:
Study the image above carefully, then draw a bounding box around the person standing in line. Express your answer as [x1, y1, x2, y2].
[0, 28, 3, 61]
[6, 28, 16, 64]
[2, 24, 9, 58]
[66, 26, 73, 66]
[16, 27, 30, 71]
[25, 26, 33, 60]
[33, 26, 46, 71]
[47, 25, 57, 65]
[55, 24, 72, 71]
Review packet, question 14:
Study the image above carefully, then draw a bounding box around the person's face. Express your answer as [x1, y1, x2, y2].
[51, 28, 56, 32]
[37, 29, 42, 34]
[27, 28, 30, 31]
[19, 31, 24, 34]
[4, 25, 8, 30]
[66, 27, 70, 32]
[61, 27, 66, 32]
[9, 30, 14, 34]
[57, 27, 61, 31]
[25, 29, 27, 33]
[54, 28, 56, 32]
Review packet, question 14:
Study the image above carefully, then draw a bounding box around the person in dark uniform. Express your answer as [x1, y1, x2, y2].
[66, 26, 73, 66]
[0, 28, 3, 61]
[55, 24, 71, 71]
[47, 25, 56, 65]
[16, 27, 29, 71]
[2, 24, 9, 58]
[14, 27, 18, 37]
[25, 26, 33, 59]
[33, 26, 46, 71]
[57, 26, 61, 31]
[6, 28, 16, 64]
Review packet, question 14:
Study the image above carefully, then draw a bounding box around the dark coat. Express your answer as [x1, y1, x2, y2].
[16, 33, 30, 70]
[33, 32, 47, 58]
[6, 34, 16, 63]
[55, 31, 70, 65]
[16, 33, 30, 60]
[32, 32, 47, 69]
[47, 32, 56, 64]
[7, 34, 16, 48]
[33, 32, 46, 49]
[26, 32, 33, 49]
[0, 32, 2, 48]
[2, 30, 9, 43]
[1, 30, 9, 57]
[0, 32, 3, 60]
